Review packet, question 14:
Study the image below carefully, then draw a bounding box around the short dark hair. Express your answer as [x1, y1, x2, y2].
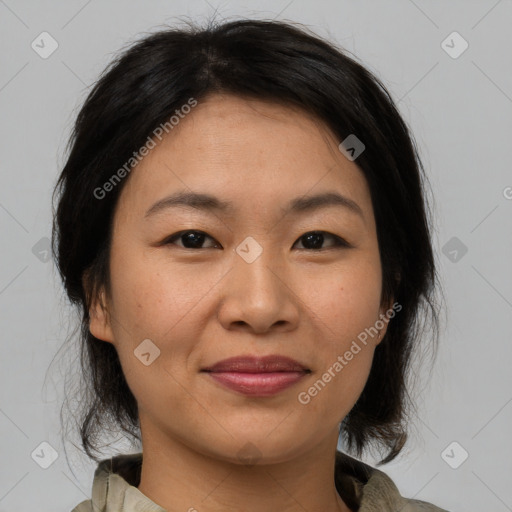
[52, 17, 443, 465]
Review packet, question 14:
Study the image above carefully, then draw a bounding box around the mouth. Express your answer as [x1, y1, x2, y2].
[201, 355, 311, 397]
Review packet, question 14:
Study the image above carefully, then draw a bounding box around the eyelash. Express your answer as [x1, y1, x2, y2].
[162, 230, 351, 251]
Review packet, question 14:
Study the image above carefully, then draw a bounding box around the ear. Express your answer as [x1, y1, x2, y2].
[82, 272, 114, 344]
[376, 296, 396, 345]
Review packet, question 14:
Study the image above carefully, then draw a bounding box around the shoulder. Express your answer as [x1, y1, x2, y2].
[335, 451, 450, 511]
[402, 498, 451, 511]
[69, 452, 165, 512]
[70, 499, 92, 512]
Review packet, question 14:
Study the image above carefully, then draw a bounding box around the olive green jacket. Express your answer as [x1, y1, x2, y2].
[71, 451, 449, 511]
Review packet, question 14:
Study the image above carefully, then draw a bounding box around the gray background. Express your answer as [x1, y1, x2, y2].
[1, 1, 511, 511]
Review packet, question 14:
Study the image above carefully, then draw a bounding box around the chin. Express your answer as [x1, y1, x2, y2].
[207, 434, 311, 466]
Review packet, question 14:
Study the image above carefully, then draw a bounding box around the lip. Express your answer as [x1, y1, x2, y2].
[202, 355, 309, 373]
[201, 355, 310, 397]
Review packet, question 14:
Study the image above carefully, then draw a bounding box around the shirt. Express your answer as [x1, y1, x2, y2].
[71, 450, 450, 511]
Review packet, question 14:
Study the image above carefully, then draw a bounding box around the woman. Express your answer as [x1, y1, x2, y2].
[53, 18, 447, 512]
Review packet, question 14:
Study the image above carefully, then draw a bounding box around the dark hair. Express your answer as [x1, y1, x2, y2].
[52, 17, 443, 465]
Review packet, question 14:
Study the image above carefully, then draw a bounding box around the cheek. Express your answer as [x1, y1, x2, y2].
[300, 256, 382, 397]
[109, 245, 206, 337]
[105, 261, 198, 411]
[300, 282, 379, 422]
[106, 248, 222, 391]
[305, 255, 383, 342]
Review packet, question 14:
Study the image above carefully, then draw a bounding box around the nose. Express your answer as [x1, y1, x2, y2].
[216, 244, 301, 335]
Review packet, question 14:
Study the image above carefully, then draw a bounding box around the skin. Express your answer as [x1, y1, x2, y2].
[88, 93, 393, 512]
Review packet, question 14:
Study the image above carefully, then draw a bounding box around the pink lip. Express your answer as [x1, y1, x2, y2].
[201, 355, 310, 396]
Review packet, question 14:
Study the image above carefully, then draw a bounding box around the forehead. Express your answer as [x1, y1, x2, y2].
[116, 94, 374, 225]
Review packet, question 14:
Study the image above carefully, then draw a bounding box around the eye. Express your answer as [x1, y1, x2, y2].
[163, 230, 221, 249]
[162, 230, 350, 251]
[293, 231, 350, 251]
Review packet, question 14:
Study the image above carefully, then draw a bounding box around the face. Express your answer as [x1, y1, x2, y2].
[89, 93, 392, 464]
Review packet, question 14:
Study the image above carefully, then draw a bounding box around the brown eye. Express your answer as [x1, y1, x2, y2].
[164, 230, 221, 249]
[293, 231, 350, 250]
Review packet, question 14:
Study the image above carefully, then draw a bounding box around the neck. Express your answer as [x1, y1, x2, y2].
[137, 426, 351, 512]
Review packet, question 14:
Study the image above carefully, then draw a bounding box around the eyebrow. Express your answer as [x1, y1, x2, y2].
[144, 191, 364, 219]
